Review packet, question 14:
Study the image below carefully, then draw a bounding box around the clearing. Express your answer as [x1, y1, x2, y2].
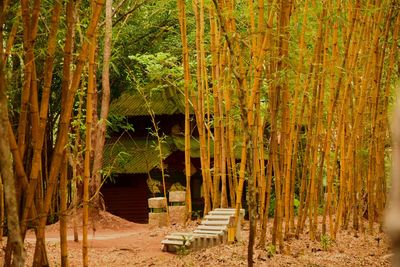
[10, 211, 392, 266]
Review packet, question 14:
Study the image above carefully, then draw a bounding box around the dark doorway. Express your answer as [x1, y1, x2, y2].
[101, 174, 150, 223]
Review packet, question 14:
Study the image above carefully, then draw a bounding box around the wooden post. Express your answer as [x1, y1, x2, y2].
[169, 191, 186, 225]
[148, 197, 168, 227]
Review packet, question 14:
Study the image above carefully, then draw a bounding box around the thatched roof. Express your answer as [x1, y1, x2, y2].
[109, 89, 185, 117]
[103, 136, 174, 174]
[103, 134, 268, 174]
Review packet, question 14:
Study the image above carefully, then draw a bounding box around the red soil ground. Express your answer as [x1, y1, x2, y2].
[1, 211, 392, 266]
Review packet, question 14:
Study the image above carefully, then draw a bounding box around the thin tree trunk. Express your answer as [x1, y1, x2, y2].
[60, 152, 69, 267]
[32, 0, 105, 264]
[91, 0, 112, 210]
[3, 9, 19, 63]
[0, 2, 25, 262]
[193, 0, 212, 213]
[20, 0, 62, 237]
[177, 0, 192, 219]
[83, 22, 96, 266]
[18, 0, 41, 160]
[62, 0, 78, 243]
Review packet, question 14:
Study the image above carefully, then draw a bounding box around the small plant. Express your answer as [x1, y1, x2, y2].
[147, 177, 161, 197]
[320, 234, 332, 251]
[169, 182, 186, 192]
[191, 210, 202, 220]
[266, 244, 276, 258]
[176, 245, 190, 256]
[176, 235, 190, 256]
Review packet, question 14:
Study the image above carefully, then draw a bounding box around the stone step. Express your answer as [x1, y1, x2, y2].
[201, 220, 230, 226]
[191, 233, 219, 237]
[209, 208, 245, 215]
[204, 214, 233, 220]
[161, 239, 188, 252]
[193, 229, 224, 236]
[192, 233, 221, 250]
[214, 208, 245, 212]
[197, 225, 227, 231]
[161, 239, 185, 246]
[192, 230, 226, 246]
[208, 212, 245, 218]
[169, 232, 194, 237]
[161, 207, 245, 253]
[165, 235, 193, 241]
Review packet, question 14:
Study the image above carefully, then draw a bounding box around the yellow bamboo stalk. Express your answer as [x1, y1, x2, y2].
[17, 0, 41, 159]
[32, 0, 105, 263]
[82, 24, 96, 267]
[20, 0, 62, 236]
[60, 152, 69, 267]
[0, 2, 25, 264]
[177, 0, 193, 220]
[193, 0, 212, 213]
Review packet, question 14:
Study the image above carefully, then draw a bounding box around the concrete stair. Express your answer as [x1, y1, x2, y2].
[161, 208, 245, 252]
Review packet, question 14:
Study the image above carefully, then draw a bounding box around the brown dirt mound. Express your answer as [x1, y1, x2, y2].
[45, 209, 143, 233]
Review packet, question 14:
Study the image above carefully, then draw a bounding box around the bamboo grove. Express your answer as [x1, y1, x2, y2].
[178, 0, 399, 264]
[0, 0, 112, 265]
[0, 0, 399, 266]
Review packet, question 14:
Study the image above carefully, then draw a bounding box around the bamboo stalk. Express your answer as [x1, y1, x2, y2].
[91, 0, 113, 212]
[82, 25, 96, 266]
[60, 152, 69, 267]
[32, 0, 105, 264]
[0, 2, 25, 263]
[17, 0, 41, 159]
[177, 0, 193, 220]
[20, 0, 62, 237]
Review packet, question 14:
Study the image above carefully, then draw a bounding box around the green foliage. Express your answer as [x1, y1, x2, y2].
[176, 236, 191, 257]
[268, 196, 300, 217]
[47, 213, 59, 225]
[107, 114, 134, 134]
[100, 151, 131, 183]
[115, 151, 131, 167]
[266, 244, 276, 258]
[320, 234, 332, 251]
[268, 197, 276, 217]
[294, 198, 301, 214]
[111, 0, 184, 99]
[128, 52, 184, 94]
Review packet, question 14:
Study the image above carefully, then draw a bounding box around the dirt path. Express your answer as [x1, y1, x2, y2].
[2, 211, 393, 266]
[24, 224, 175, 266]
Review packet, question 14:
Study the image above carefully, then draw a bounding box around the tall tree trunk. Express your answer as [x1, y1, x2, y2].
[20, 0, 62, 237]
[0, 2, 25, 263]
[62, 0, 78, 243]
[91, 0, 112, 210]
[32, 0, 105, 264]
[60, 152, 69, 267]
[177, 0, 192, 220]
[83, 21, 97, 266]
[18, 0, 41, 160]
[193, 0, 212, 213]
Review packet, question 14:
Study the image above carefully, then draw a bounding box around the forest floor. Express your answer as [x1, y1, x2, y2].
[8, 211, 393, 266]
